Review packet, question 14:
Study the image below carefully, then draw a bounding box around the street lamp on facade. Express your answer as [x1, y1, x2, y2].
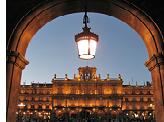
[75, 5, 99, 60]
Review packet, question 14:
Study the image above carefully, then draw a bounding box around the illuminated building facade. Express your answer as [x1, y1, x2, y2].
[16, 67, 155, 122]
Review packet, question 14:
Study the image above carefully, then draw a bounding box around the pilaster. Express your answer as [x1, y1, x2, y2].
[6, 50, 29, 122]
[145, 53, 164, 122]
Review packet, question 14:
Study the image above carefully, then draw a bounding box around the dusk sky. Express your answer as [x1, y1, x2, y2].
[21, 13, 151, 85]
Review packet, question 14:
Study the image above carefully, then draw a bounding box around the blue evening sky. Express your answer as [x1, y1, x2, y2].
[21, 13, 151, 85]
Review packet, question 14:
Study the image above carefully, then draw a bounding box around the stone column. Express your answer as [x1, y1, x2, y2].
[145, 53, 164, 122]
[6, 51, 29, 122]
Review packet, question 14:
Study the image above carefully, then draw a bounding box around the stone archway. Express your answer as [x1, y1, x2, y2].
[7, 0, 164, 122]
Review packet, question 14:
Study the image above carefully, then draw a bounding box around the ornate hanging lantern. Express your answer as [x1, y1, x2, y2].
[75, 7, 99, 60]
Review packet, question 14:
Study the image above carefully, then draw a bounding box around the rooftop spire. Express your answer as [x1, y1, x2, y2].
[118, 74, 122, 80]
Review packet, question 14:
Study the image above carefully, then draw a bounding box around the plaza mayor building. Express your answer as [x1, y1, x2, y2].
[16, 66, 155, 122]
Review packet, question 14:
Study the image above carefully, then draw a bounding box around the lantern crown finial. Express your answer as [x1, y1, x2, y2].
[82, 26, 91, 33]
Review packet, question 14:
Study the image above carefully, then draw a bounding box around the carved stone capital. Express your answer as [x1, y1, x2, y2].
[145, 53, 164, 71]
[7, 51, 29, 69]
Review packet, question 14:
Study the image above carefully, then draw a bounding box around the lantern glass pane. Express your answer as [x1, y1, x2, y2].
[90, 39, 97, 56]
[76, 37, 97, 60]
[77, 39, 88, 56]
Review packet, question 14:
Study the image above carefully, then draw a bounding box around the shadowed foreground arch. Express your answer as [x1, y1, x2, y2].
[7, 0, 164, 122]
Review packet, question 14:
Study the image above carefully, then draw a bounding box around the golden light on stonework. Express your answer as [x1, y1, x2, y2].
[75, 5, 99, 60]
[18, 102, 25, 107]
[18, 102, 25, 109]
[149, 103, 153, 107]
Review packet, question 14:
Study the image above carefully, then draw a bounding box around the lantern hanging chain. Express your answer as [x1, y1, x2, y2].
[83, 0, 90, 28]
